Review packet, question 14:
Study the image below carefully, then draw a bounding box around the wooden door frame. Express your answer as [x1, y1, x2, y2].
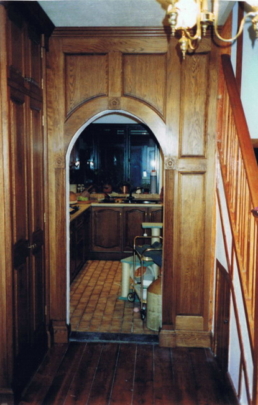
[46, 32, 217, 348]
[65, 109, 167, 327]
[48, 99, 173, 343]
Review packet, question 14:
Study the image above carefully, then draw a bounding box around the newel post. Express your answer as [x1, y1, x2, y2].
[159, 155, 176, 346]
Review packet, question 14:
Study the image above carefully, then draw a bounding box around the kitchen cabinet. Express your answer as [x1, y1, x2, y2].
[149, 207, 163, 224]
[83, 209, 91, 260]
[91, 207, 123, 256]
[70, 208, 91, 283]
[123, 207, 149, 252]
[90, 205, 163, 259]
[123, 206, 163, 252]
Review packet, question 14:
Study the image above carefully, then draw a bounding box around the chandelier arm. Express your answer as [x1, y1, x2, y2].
[184, 29, 201, 41]
[214, 13, 253, 42]
[213, 0, 256, 43]
[187, 37, 201, 50]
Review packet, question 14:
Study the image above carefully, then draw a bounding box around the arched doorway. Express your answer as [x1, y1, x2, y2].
[66, 111, 164, 335]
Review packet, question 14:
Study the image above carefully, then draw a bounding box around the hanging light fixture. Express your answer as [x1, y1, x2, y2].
[167, 0, 258, 59]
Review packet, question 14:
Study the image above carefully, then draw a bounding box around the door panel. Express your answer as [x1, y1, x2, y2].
[28, 103, 45, 342]
[30, 229, 45, 335]
[123, 207, 148, 251]
[10, 94, 30, 359]
[13, 251, 30, 355]
[91, 207, 123, 252]
[8, 16, 47, 393]
[214, 261, 230, 372]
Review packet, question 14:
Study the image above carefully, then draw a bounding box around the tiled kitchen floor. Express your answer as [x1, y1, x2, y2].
[70, 260, 157, 335]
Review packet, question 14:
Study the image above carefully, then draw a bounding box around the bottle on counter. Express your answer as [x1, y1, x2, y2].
[150, 170, 157, 194]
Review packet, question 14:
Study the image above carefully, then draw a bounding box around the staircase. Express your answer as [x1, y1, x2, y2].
[216, 54, 258, 405]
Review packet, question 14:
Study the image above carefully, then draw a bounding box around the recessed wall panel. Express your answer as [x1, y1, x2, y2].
[65, 54, 108, 116]
[176, 172, 205, 315]
[180, 55, 209, 157]
[123, 54, 166, 116]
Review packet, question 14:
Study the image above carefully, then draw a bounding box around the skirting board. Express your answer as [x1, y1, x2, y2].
[159, 329, 211, 348]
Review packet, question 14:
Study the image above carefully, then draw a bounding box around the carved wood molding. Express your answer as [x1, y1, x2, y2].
[108, 97, 121, 110]
[53, 27, 170, 37]
[164, 156, 177, 170]
[54, 154, 65, 169]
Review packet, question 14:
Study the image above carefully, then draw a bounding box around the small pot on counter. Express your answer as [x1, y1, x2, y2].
[120, 185, 129, 194]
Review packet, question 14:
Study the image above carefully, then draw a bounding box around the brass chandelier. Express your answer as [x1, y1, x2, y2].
[167, 0, 258, 58]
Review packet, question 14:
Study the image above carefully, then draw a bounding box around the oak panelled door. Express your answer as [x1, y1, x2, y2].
[8, 16, 47, 391]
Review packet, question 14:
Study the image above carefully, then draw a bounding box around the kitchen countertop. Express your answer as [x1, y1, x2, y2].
[70, 203, 91, 221]
[91, 202, 162, 207]
[70, 200, 163, 221]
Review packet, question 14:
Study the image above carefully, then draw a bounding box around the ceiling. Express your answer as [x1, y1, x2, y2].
[37, 0, 236, 28]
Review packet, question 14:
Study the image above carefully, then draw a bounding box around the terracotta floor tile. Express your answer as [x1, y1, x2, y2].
[79, 320, 91, 327]
[81, 313, 93, 321]
[70, 316, 81, 325]
[121, 325, 132, 333]
[79, 297, 89, 304]
[76, 303, 87, 310]
[102, 315, 112, 322]
[70, 260, 159, 336]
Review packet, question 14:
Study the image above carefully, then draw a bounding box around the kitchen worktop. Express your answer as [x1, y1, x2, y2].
[70, 203, 91, 221]
[70, 200, 163, 221]
[91, 202, 162, 207]
[70, 192, 162, 221]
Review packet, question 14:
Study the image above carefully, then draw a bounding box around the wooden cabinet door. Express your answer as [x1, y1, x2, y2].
[8, 18, 47, 391]
[84, 210, 91, 260]
[70, 222, 77, 282]
[123, 207, 149, 252]
[75, 215, 85, 273]
[91, 207, 123, 252]
[149, 207, 163, 223]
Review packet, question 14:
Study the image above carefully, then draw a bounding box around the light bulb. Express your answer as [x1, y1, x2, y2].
[174, 0, 200, 29]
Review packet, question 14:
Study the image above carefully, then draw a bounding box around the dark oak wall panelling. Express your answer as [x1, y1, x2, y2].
[65, 54, 109, 116]
[174, 54, 211, 334]
[0, 3, 54, 403]
[7, 14, 48, 399]
[46, 27, 218, 348]
[123, 53, 167, 117]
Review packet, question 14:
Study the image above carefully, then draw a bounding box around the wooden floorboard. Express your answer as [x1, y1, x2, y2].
[87, 344, 119, 405]
[171, 347, 197, 405]
[109, 344, 136, 405]
[153, 346, 175, 405]
[63, 343, 103, 405]
[19, 344, 68, 405]
[19, 342, 239, 405]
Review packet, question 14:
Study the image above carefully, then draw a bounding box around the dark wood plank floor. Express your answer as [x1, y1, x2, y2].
[19, 342, 239, 405]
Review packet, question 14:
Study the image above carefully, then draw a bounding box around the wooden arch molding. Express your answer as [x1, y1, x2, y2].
[47, 96, 175, 344]
[64, 96, 167, 154]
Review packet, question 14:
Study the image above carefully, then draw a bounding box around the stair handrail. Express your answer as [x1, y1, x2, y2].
[220, 55, 258, 201]
[217, 54, 258, 404]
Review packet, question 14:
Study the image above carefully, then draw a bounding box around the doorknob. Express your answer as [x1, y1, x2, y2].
[28, 243, 37, 249]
